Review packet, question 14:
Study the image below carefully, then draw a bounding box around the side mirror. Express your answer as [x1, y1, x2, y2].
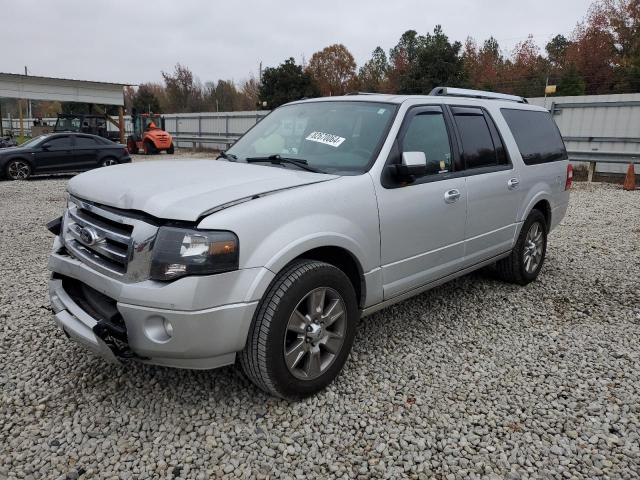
[394, 151, 427, 178]
[41, 144, 50, 151]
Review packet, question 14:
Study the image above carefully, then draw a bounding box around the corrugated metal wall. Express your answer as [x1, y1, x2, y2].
[2, 111, 270, 150]
[161, 111, 269, 149]
[528, 93, 640, 174]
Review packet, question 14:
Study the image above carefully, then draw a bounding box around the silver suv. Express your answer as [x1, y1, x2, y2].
[47, 88, 572, 399]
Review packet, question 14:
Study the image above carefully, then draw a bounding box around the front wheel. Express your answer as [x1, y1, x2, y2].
[166, 143, 174, 154]
[496, 209, 547, 285]
[240, 260, 358, 400]
[143, 140, 157, 155]
[5, 160, 31, 180]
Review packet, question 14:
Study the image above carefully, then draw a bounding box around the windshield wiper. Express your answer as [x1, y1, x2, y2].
[245, 155, 325, 174]
[217, 151, 237, 161]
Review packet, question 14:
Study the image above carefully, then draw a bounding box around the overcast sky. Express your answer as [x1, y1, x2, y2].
[4, 0, 593, 86]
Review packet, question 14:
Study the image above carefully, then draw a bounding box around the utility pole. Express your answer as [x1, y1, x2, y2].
[0, 100, 3, 137]
[18, 98, 24, 139]
[544, 75, 549, 109]
[25, 66, 32, 120]
[259, 61, 262, 83]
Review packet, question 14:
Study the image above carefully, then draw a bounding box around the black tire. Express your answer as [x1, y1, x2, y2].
[240, 260, 358, 400]
[496, 209, 547, 285]
[5, 159, 32, 180]
[127, 139, 139, 154]
[143, 140, 157, 155]
[166, 143, 175, 154]
[101, 157, 118, 167]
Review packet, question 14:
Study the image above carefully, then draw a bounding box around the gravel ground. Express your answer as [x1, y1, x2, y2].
[0, 178, 639, 480]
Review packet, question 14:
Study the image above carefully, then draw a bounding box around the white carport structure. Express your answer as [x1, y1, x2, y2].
[0, 72, 130, 142]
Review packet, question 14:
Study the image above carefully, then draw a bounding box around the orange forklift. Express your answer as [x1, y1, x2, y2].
[127, 110, 174, 154]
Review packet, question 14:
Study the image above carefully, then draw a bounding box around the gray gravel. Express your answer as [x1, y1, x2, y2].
[1, 178, 639, 479]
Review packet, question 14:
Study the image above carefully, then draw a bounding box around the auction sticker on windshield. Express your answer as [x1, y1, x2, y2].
[305, 132, 346, 148]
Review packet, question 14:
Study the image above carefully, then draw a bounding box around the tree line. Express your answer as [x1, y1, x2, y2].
[2, 0, 637, 118]
[261, 0, 639, 107]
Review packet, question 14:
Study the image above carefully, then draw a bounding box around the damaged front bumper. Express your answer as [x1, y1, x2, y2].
[49, 277, 123, 364]
[47, 236, 270, 370]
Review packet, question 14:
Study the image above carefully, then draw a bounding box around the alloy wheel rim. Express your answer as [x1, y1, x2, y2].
[283, 287, 347, 380]
[103, 159, 117, 166]
[523, 221, 544, 274]
[8, 161, 29, 179]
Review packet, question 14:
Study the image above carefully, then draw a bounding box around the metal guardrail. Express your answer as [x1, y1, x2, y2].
[171, 134, 241, 149]
[568, 150, 639, 182]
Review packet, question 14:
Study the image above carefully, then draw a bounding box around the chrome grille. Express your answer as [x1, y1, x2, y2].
[67, 208, 131, 272]
[62, 196, 158, 281]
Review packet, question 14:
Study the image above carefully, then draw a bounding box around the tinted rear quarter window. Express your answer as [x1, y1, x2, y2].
[76, 137, 98, 147]
[501, 109, 568, 165]
[44, 136, 71, 148]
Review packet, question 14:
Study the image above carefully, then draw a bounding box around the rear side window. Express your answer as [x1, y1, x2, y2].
[451, 107, 507, 169]
[501, 109, 568, 165]
[75, 136, 98, 147]
[43, 136, 71, 148]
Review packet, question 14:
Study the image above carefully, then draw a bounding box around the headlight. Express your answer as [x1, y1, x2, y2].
[150, 227, 239, 281]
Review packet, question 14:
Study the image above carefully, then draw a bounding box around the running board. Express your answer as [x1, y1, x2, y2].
[360, 251, 510, 317]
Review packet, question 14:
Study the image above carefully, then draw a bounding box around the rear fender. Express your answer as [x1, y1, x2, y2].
[517, 186, 552, 238]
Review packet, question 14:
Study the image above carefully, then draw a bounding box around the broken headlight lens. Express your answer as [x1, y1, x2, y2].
[150, 227, 239, 281]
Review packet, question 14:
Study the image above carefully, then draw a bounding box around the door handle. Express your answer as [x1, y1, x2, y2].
[444, 189, 461, 204]
[507, 178, 520, 190]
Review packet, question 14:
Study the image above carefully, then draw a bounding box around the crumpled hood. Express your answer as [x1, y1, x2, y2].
[68, 160, 338, 221]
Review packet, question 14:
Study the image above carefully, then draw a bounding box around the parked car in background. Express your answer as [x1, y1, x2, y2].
[47, 88, 571, 399]
[0, 133, 17, 149]
[1, 133, 131, 180]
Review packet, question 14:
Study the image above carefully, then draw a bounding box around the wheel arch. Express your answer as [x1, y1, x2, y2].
[260, 236, 369, 310]
[531, 199, 551, 229]
[519, 189, 552, 226]
[290, 246, 365, 309]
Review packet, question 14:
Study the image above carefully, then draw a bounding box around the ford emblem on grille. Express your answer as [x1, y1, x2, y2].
[78, 226, 101, 246]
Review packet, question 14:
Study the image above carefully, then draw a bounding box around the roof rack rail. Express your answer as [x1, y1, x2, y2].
[345, 92, 380, 96]
[429, 87, 528, 104]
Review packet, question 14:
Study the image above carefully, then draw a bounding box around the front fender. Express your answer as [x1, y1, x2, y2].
[196, 174, 382, 302]
[264, 231, 368, 275]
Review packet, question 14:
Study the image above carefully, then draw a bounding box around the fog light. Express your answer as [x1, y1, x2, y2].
[144, 315, 173, 343]
[163, 318, 174, 337]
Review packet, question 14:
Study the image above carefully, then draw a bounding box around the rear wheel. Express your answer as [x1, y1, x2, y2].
[240, 260, 358, 400]
[101, 157, 118, 167]
[5, 160, 31, 180]
[496, 209, 547, 285]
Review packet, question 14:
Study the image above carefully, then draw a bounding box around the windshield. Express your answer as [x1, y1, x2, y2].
[55, 117, 81, 132]
[227, 101, 396, 174]
[144, 116, 161, 130]
[20, 135, 50, 148]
